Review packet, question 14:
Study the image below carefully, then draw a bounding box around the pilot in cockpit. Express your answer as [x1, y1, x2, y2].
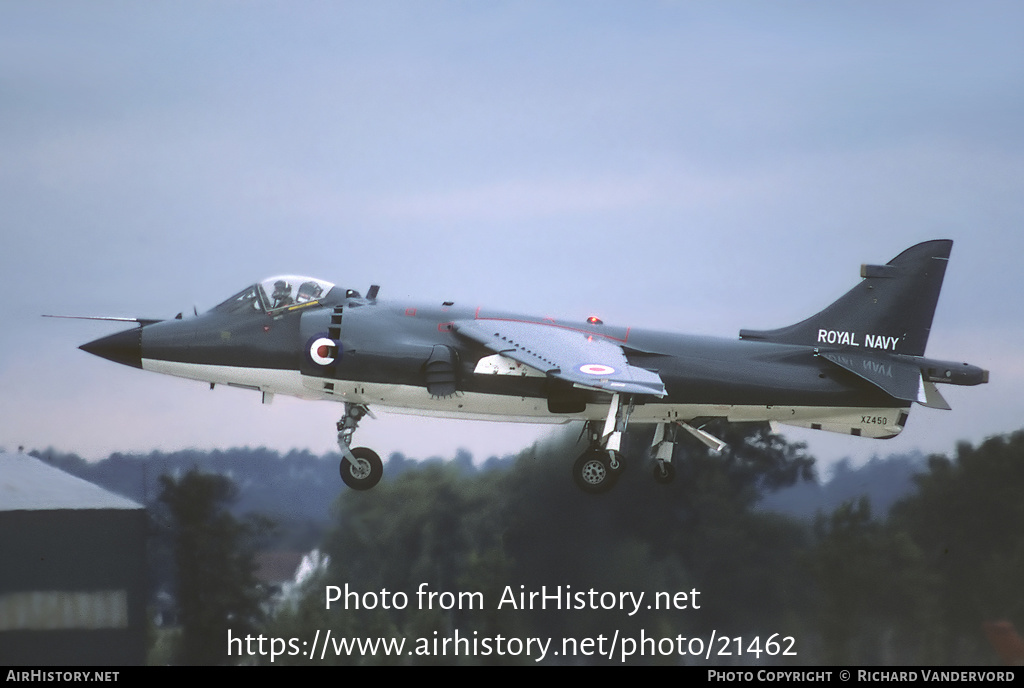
[296, 281, 324, 303]
[271, 280, 294, 309]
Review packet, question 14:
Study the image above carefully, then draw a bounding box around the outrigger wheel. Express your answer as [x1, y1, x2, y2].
[572, 449, 619, 494]
[340, 447, 383, 491]
[653, 460, 675, 485]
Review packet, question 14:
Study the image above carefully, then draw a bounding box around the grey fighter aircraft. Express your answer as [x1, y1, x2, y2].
[68, 240, 987, 493]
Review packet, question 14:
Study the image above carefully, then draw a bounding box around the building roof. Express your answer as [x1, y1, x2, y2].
[0, 451, 142, 511]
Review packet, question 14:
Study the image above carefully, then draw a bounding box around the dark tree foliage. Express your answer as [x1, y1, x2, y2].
[689, 420, 817, 496]
[802, 430, 1024, 665]
[889, 431, 1024, 662]
[38, 425, 1023, 665]
[809, 497, 937, 664]
[33, 423, 1023, 664]
[298, 422, 815, 664]
[158, 469, 268, 665]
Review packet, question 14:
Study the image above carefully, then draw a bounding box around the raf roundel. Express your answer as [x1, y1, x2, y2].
[579, 363, 616, 376]
[308, 336, 337, 366]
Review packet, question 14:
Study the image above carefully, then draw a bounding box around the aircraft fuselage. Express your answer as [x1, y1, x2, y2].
[73, 241, 988, 492]
[114, 295, 908, 439]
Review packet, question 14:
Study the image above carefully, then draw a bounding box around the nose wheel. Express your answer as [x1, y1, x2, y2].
[340, 446, 383, 490]
[336, 403, 383, 490]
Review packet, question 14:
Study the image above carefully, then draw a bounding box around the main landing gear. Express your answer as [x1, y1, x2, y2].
[336, 403, 383, 490]
[570, 394, 728, 494]
[572, 394, 631, 494]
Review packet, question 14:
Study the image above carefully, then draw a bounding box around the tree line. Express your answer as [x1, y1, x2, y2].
[264, 426, 1024, 665]
[21, 426, 1024, 664]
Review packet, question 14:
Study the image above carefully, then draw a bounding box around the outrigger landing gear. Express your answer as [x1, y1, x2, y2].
[336, 403, 383, 490]
[651, 422, 676, 485]
[651, 420, 727, 486]
[571, 394, 632, 494]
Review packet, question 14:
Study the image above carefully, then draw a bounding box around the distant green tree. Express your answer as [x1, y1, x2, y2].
[890, 431, 1024, 662]
[306, 422, 815, 664]
[810, 497, 937, 664]
[497, 421, 815, 641]
[158, 469, 268, 665]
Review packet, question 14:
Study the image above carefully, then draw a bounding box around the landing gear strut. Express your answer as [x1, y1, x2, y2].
[570, 405, 729, 493]
[571, 394, 631, 494]
[649, 420, 728, 485]
[337, 403, 383, 490]
[651, 422, 676, 485]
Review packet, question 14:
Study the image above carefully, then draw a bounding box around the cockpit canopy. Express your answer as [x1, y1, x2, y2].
[212, 276, 336, 315]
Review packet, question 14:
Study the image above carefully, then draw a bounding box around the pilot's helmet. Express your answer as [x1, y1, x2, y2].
[297, 281, 323, 301]
[273, 280, 291, 296]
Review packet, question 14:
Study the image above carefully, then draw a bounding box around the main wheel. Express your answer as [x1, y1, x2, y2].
[653, 461, 675, 485]
[573, 449, 618, 494]
[340, 447, 383, 490]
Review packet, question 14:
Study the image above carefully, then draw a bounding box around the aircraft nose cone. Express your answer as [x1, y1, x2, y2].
[80, 328, 143, 369]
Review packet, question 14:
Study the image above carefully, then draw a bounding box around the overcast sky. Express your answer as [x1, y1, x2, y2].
[1, 2, 1021, 471]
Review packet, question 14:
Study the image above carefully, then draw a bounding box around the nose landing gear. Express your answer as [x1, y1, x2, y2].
[336, 403, 383, 490]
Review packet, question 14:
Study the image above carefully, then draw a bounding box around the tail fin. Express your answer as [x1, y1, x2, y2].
[739, 240, 952, 357]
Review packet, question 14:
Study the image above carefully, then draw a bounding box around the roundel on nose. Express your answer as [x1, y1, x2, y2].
[305, 334, 339, 366]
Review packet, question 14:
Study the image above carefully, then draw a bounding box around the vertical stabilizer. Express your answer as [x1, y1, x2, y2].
[739, 240, 952, 357]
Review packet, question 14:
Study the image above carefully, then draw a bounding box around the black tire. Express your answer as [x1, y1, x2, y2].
[653, 461, 675, 485]
[340, 446, 383, 490]
[573, 450, 618, 494]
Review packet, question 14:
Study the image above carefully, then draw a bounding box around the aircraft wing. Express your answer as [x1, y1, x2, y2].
[452, 319, 667, 397]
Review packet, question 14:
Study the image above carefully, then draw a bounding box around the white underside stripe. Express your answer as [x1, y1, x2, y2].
[141, 359, 908, 438]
